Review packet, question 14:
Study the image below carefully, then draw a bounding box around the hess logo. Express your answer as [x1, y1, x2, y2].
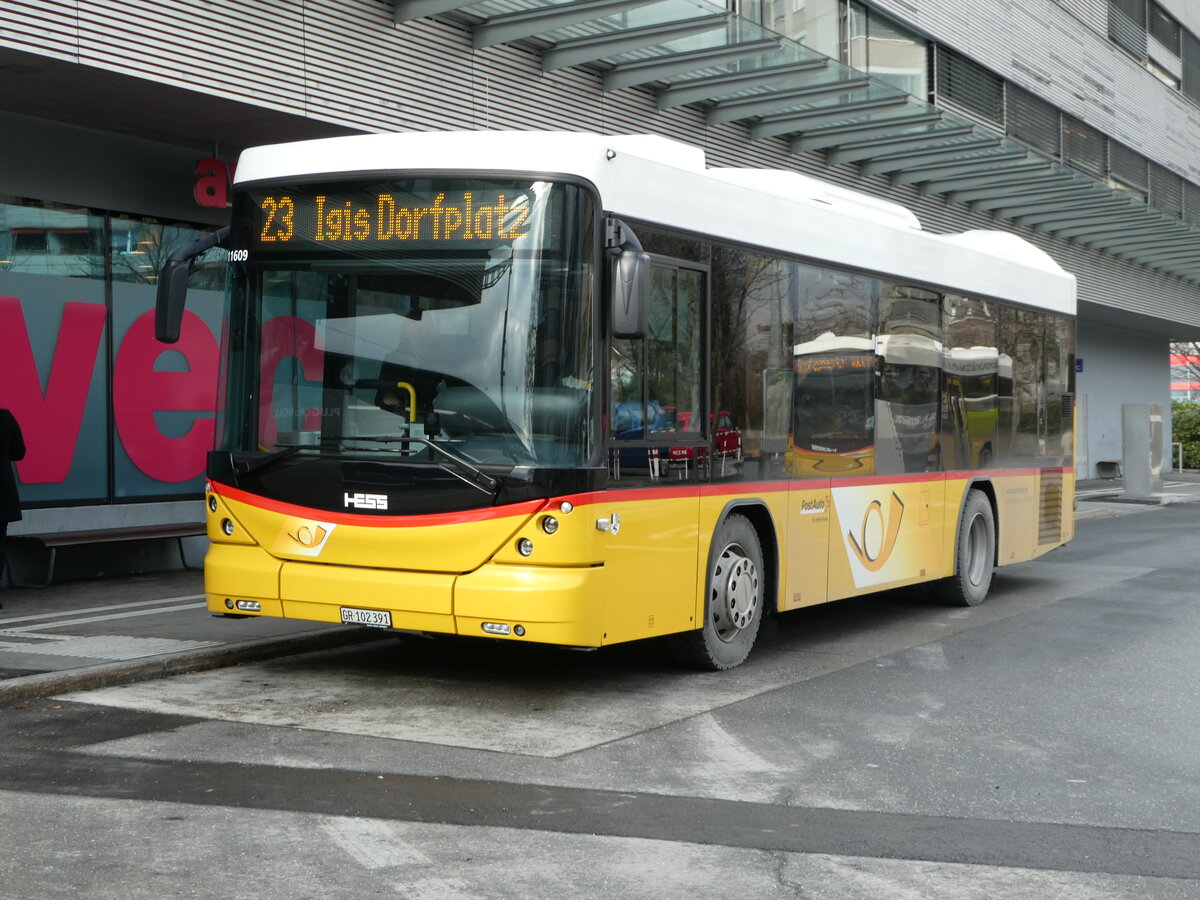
[846, 491, 905, 572]
[344, 492, 388, 510]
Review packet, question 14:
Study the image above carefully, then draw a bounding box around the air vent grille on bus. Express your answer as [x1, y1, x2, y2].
[1039, 469, 1064, 545]
[1061, 393, 1074, 419]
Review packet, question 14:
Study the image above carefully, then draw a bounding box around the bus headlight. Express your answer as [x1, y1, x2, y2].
[517, 538, 534, 556]
[541, 516, 559, 534]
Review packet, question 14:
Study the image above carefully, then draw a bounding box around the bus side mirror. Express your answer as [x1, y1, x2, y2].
[155, 226, 231, 344]
[611, 246, 649, 339]
[155, 259, 192, 344]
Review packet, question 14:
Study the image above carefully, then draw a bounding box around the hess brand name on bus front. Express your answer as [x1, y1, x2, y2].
[258, 193, 531, 244]
[345, 492, 388, 510]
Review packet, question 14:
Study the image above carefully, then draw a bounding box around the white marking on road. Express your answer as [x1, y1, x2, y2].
[0, 634, 220, 661]
[322, 817, 434, 870]
[907, 644, 950, 671]
[692, 712, 784, 776]
[0, 594, 205, 626]
[0, 603, 206, 634]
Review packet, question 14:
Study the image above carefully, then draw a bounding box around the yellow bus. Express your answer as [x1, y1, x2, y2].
[156, 131, 1076, 669]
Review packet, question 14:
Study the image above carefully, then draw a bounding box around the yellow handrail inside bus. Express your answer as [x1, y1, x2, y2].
[396, 381, 417, 421]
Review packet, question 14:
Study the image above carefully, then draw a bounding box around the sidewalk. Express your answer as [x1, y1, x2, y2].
[0, 570, 383, 702]
[4, 473, 1200, 702]
[1073, 469, 1200, 519]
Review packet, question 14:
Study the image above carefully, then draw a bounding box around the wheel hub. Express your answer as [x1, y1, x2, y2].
[711, 544, 760, 642]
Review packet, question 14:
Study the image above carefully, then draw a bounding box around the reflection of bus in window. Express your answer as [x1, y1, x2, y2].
[875, 333, 942, 474]
[942, 347, 1010, 469]
[788, 333, 875, 476]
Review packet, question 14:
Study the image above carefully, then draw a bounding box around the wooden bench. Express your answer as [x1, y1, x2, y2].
[5, 522, 206, 588]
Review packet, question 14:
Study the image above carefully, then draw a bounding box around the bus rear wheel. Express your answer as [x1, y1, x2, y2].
[673, 513, 764, 670]
[937, 490, 995, 607]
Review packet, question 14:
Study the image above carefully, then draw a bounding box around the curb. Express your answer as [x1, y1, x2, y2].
[0, 626, 390, 704]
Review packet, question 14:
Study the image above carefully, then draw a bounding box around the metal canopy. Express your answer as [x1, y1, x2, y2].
[471, 0, 654, 48]
[605, 38, 786, 92]
[655, 57, 824, 107]
[411, 0, 1200, 285]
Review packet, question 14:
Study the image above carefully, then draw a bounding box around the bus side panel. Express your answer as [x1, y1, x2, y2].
[995, 472, 1039, 565]
[1061, 469, 1076, 545]
[784, 480, 831, 610]
[600, 492, 701, 645]
[989, 468, 1074, 567]
[696, 487, 790, 616]
[826, 477, 947, 601]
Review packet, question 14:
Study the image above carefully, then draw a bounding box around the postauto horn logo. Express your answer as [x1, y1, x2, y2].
[831, 488, 908, 588]
[846, 491, 904, 572]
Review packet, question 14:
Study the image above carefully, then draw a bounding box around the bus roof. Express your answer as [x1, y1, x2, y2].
[235, 130, 1076, 316]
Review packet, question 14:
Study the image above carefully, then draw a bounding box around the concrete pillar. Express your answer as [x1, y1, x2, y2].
[1122, 403, 1163, 499]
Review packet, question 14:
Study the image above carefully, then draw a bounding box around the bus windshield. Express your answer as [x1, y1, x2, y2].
[226, 179, 596, 469]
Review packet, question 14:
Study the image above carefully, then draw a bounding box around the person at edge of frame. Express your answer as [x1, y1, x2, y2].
[0, 406, 26, 603]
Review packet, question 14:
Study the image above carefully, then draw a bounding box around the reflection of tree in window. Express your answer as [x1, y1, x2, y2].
[793, 266, 875, 343]
[645, 266, 701, 436]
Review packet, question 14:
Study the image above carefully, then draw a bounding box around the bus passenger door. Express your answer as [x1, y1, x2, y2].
[603, 259, 705, 644]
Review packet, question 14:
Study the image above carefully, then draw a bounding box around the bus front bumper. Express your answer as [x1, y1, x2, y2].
[204, 543, 605, 647]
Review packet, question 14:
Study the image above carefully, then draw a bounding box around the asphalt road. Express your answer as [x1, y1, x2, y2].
[2, 502, 1200, 898]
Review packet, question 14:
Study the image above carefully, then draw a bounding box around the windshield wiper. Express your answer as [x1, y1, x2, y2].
[235, 444, 308, 476]
[342, 435, 500, 495]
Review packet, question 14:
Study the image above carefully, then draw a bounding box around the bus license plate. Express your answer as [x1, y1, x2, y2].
[340, 607, 392, 629]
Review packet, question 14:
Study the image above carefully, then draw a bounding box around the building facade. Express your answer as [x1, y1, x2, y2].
[0, 0, 1197, 566]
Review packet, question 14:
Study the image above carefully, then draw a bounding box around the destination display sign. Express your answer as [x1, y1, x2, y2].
[243, 183, 545, 253]
[795, 353, 875, 376]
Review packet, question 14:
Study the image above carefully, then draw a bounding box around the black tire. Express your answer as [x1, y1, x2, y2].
[936, 489, 995, 607]
[673, 513, 764, 670]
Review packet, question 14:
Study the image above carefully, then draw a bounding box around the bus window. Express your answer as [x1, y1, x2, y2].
[876, 283, 941, 475]
[1001, 307, 1046, 463]
[943, 294, 998, 470]
[789, 265, 877, 477]
[608, 260, 704, 482]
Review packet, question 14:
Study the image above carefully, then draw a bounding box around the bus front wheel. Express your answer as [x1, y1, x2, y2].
[674, 513, 764, 670]
[937, 490, 995, 607]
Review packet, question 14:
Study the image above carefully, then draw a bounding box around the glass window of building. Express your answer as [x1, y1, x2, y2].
[846, 2, 928, 98]
[1, 196, 222, 506]
[766, 0, 843, 59]
[759, 1, 928, 98]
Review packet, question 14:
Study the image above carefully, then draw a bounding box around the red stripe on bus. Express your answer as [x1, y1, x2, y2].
[209, 481, 545, 527]
[210, 463, 1073, 524]
[548, 466, 1072, 507]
